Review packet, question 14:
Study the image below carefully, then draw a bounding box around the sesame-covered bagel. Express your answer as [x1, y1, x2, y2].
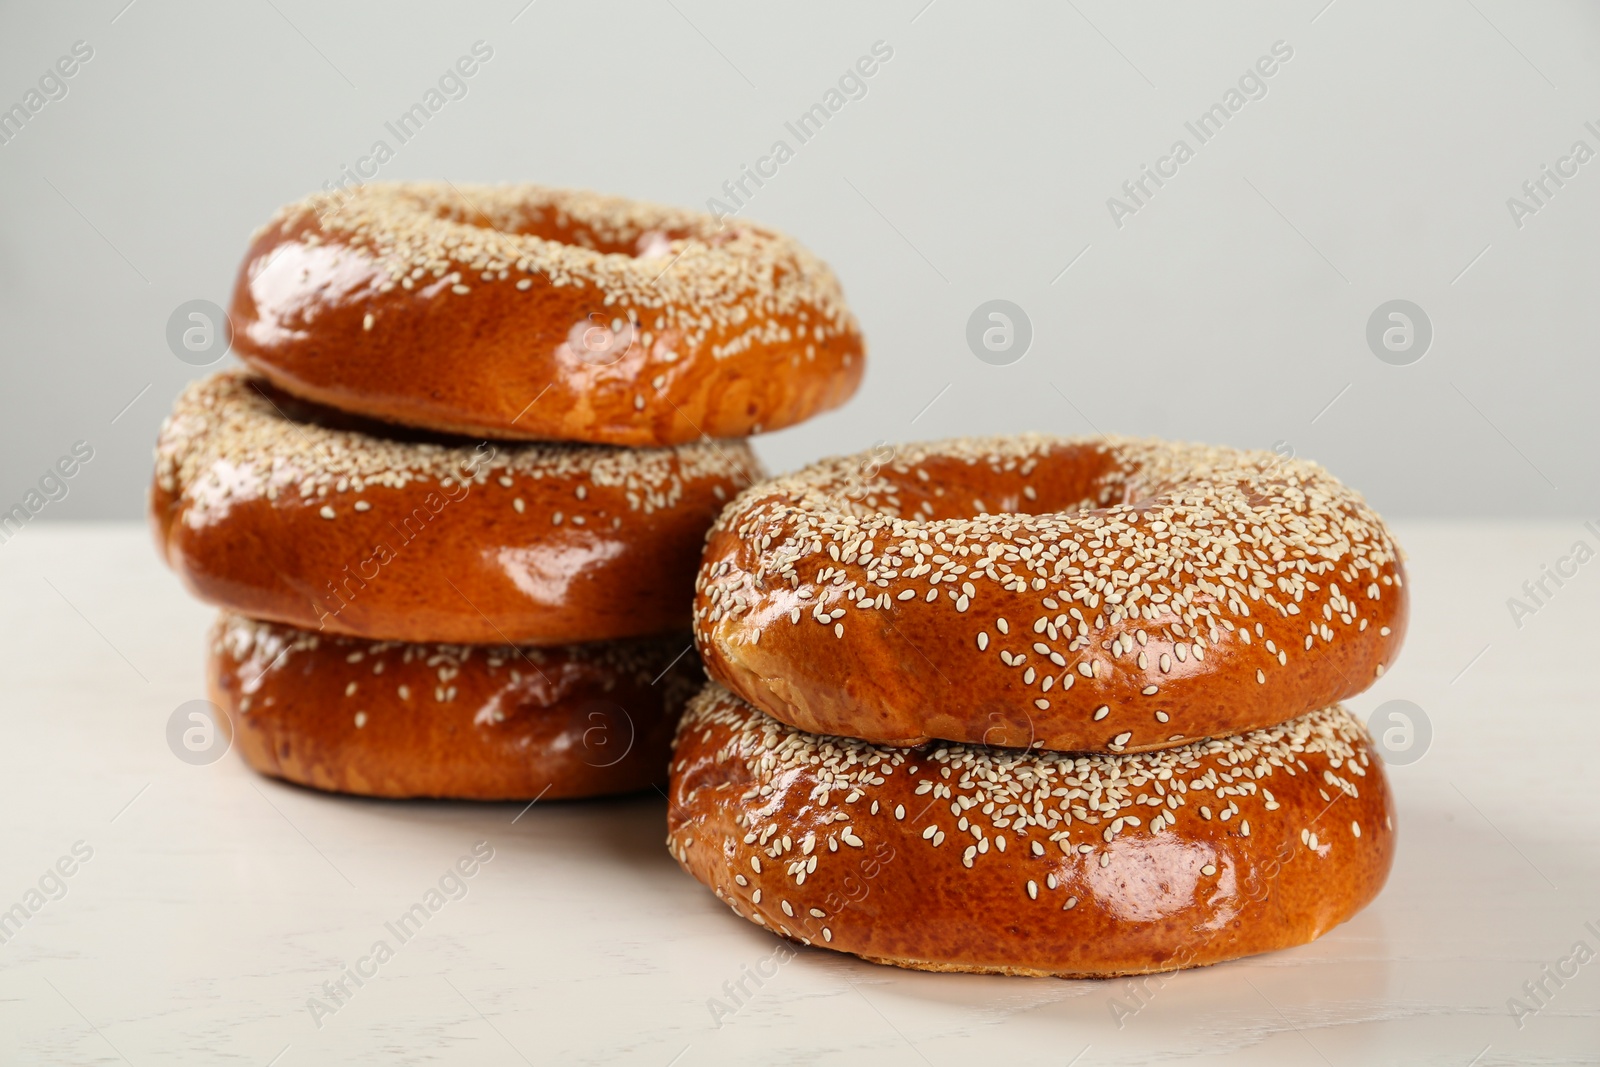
[210, 614, 702, 799]
[695, 434, 1406, 753]
[153, 372, 759, 644]
[228, 182, 864, 446]
[667, 683, 1394, 977]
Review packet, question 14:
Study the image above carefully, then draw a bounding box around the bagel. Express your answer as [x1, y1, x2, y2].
[153, 372, 758, 644]
[667, 683, 1395, 977]
[227, 182, 864, 446]
[209, 614, 702, 799]
[695, 434, 1406, 753]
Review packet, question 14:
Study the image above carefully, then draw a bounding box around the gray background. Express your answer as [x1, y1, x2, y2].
[2, 0, 1596, 521]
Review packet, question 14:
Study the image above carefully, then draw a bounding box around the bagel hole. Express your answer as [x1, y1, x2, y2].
[441, 202, 700, 259]
[846, 447, 1126, 521]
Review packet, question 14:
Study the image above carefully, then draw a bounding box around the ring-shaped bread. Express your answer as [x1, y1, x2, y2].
[667, 682, 1395, 977]
[694, 435, 1406, 753]
[154, 372, 758, 644]
[210, 614, 701, 799]
[227, 182, 864, 445]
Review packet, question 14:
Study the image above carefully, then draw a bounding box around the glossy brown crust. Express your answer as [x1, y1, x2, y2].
[208, 615, 702, 800]
[152, 373, 759, 645]
[228, 183, 864, 445]
[695, 435, 1408, 754]
[667, 684, 1395, 978]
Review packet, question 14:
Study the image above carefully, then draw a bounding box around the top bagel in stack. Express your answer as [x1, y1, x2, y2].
[227, 182, 865, 446]
[693, 434, 1408, 753]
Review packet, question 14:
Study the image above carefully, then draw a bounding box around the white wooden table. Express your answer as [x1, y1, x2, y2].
[1, 521, 1595, 1065]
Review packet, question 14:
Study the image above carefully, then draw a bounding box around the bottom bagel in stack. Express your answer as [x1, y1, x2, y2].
[210, 614, 701, 800]
[667, 683, 1394, 977]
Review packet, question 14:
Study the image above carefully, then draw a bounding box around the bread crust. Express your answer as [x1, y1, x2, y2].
[153, 372, 758, 644]
[667, 684, 1395, 977]
[695, 435, 1407, 753]
[228, 183, 864, 446]
[208, 614, 701, 799]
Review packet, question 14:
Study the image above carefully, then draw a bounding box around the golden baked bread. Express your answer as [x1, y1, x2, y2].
[227, 182, 864, 445]
[695, 435, 1407, 753]
[209, 614, 701, 799]
[153, 372, 758, 644]
[667, 683, 1395, 977]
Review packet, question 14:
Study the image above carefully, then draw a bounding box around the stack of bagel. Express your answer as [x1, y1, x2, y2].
[670, 435, 1409, 977]
[151, 180, 1409, 979]
[151, 183, 864, 800]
